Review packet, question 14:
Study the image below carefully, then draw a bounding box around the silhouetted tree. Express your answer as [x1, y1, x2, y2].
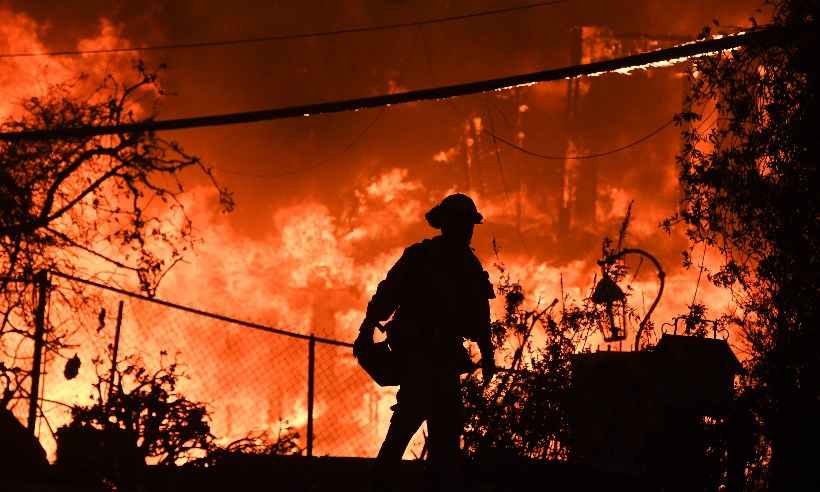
[0, 63, 232, 410]
[667, 1, 818, 488]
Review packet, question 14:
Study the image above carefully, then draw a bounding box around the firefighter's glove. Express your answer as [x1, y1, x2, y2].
[481, 358, 496, 386]
[353, 318, 377, 359]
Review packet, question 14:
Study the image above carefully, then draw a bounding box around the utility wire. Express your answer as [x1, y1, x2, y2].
[694, 105, 719, 131]
[422, 22, 532, 256]
[0, 27, 781, 142]
[215, 21, 426, 179]
[0, 1, 567, 59]
[490, 97, 718, 161]
[267, 108, 384, 179]
[486, 118, 676, 160]
[217, 109, 385, 179]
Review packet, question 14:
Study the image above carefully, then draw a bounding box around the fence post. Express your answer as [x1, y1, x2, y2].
[307, 334, 315, 457]
[107, 300, 124, 406]
[27, 270, 49, 433]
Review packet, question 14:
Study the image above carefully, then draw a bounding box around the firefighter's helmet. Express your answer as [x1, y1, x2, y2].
[425, 193, 483, 229]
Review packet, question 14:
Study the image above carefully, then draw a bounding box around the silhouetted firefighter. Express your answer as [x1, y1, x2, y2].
[354, 193, 495, 492]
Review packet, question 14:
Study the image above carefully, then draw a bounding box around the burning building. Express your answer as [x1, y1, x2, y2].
[0, 0, 765, 467]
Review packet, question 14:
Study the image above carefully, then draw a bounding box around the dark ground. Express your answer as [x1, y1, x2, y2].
[1, 455, 654, 492]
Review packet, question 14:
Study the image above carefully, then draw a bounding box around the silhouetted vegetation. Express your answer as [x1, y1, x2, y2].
[667, 0, 818, 488]
[196, 427, 303, 467]
[0, 63, 232, 409]
[461, 210, 747, 492]
[461, 244, 605, 462]
[55, 348, 301, 489]
[58, 350, 213, 468]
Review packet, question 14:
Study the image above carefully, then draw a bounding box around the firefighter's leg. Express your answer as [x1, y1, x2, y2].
[372, 388, 425, 492]
[426, 372, 464, 492]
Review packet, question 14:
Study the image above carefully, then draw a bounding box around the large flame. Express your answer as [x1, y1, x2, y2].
[0, 2, 765, 462]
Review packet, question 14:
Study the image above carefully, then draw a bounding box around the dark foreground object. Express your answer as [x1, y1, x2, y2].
[2, 455, 655, 492]
[570, 335, 745, 491]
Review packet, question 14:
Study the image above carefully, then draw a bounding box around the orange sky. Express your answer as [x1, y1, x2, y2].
[1, 0, 769, 460]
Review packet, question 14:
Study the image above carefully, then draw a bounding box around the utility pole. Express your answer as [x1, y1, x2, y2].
[559, 26, 583, 238]
[470, 116, 484, 195]
[306, 334, 315, 457]
[107, 300, 124, 406]
[462, 128, 472, 192]
[514, 87, 524, 236]
[27, 270, 49, 433]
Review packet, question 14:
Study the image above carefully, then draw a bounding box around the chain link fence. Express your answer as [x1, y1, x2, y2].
[29, 271, 422, 461]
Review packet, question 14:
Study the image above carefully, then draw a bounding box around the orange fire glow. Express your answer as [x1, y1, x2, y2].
[0, 1, 768, 462]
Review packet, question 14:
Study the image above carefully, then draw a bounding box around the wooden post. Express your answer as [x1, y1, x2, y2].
[27, 270, 49, 433]
[107, 300, 124, 406]
[306, 334, 315, 457]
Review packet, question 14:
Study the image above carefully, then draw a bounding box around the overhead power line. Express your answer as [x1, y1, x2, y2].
[486, 118, 676, 160]
[215, 22, 426, 179]
[488, 100, 720, 160]
[0, 27, 782, 142]
[0, 0, 566, 59]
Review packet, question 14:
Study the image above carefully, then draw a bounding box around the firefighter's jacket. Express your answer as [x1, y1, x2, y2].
[365, 235, 495, 373]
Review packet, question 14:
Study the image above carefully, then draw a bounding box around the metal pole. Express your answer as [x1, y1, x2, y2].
[27, 270, 49, 432]
[107, 300, 124, 406]
[307, 334, 315, 457]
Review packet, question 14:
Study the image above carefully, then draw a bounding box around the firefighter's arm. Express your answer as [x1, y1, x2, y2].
[361, 246, 418, 334]
[354, 247, 416, 358]
[477, 270, 496, 382]
[477, 300, 496, 383]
